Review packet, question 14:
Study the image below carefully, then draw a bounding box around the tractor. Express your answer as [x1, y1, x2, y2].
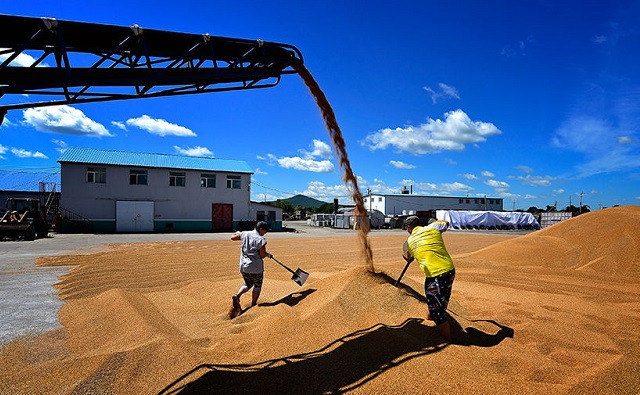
[0, 198, 50, 240]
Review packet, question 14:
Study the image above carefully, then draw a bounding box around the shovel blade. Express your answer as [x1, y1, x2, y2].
[292, 269, 309, 286]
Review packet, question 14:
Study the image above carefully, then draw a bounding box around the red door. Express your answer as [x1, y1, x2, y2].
[212, 203, 233, 231]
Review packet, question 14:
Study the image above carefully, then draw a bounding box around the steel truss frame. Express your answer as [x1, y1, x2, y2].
[0, 14, 303, 121]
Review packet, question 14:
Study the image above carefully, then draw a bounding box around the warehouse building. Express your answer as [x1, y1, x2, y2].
[58, 147, 281, 232]
[364, 193, 504, 216]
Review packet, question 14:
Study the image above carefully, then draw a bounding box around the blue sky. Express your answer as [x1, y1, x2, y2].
[1, 1, 639, 210]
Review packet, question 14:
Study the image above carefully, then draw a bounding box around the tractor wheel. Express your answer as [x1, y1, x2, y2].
[25, 226, 36, 241]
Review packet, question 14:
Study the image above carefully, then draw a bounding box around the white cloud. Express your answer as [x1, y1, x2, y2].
[553, 189, 565, 195]
[616, 136, 633, 145]
[277, 157, 334, 173]
[256, 155, 266, 160]
[363, 109, 501, 154]
[1, 117, 14, 128]
[51, 139, 68, 153]
[0, 49, 48, 67]
[460, 173, 478, 180]
[516, 165, 534, 173]
[254, 168, 268, 175]
[445, 158, 457, 165]
[253, 192, 279, 202]
[593, 35, 607, 44]
[400, 178, 473, 195]
[553, 116, 640, 176]
[516, 175, 554, 187]
[423, 82, 461, 103]
[481, 170, 495, 178]
[23, 105, 112, 137]
[269, 139, 335, 173]
[390, 160, 416, 169]
[300, 139, 332, 159]
[0, 144, 7, 158]
[11, 147, 48, 159]
[173, 145, 213, 157]
[303, 181, 349, 201]
[126, 115, 195, 137]
[111, 121, 128, 131]
[485, 179, 511, 193]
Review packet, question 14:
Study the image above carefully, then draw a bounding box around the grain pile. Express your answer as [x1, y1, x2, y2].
[1, 207, 640, 393]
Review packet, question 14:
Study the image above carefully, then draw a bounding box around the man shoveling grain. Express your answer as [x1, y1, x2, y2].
[229, 221, 272, 318]
[403, 216, 456, 342]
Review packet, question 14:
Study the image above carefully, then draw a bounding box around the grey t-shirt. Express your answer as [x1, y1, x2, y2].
[238, 230, 267, 274]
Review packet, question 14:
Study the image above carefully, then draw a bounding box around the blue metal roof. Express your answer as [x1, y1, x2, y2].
[58, 147, 253, 173]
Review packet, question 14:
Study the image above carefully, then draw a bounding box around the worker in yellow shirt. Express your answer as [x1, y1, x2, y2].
[403, 216, 455, 342]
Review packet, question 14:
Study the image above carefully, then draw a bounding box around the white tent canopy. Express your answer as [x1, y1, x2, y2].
[436, 210, 540, 230]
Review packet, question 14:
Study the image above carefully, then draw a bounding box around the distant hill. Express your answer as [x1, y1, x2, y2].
[281, 194, 329, 209]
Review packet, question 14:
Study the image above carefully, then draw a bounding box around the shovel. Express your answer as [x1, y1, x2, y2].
[269, 255, 309, 286]
[394, 257, 414, 287]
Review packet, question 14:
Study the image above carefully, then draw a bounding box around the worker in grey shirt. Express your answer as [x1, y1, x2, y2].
[230, 221, 271, 317]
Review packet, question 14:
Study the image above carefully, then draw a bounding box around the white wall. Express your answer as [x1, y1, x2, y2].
[363, 194, 504, 215]
[60, 163, 251, 221]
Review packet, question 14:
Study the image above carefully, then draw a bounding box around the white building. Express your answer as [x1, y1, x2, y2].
[58, 147, 282, 232]
[363, 193, 504, 216]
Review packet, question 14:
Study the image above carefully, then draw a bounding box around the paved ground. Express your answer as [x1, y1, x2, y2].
[0, 221, 527, 346]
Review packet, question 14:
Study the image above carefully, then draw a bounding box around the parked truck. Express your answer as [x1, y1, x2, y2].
[0, 198, 49, 240]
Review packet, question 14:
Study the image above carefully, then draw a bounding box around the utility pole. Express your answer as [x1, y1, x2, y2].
[579, 191, 583, 214]
[367, 188, 371, 213]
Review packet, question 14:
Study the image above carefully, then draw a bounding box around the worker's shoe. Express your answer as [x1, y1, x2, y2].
[232, 295, 241, 310]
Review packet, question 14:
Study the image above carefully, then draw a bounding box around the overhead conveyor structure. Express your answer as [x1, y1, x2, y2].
[0, 14, 304, 124]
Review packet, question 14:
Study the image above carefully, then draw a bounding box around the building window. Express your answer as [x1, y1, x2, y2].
[474, 199, 478, 204]
[87, 167, 106, 183]
[169, 171, 186, 187]
[459, 199, 463, 204]
[466, 199, 470, 204]
[268, 210, 276, 222]
[257, 210, 265, 221]
[378, 197, 382, 202]
[200, 173, 216, 188]
[129, 169, 148, 185]
[227, 175, 241, 189]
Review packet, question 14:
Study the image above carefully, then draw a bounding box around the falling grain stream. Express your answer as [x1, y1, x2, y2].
[296, 65, 375, 272]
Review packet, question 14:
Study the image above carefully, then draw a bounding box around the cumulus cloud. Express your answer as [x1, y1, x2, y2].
[363, 109, 501, 154]
[111, 121, 127, 131]
[401, 178, 473, 195]
[516, 165, 534, 173]
[1, 117, 14, 128]
[553, 189, 565, 195]
[11, 147, 48, 159]
[460, 173, 478, 180]
[593, 35, 607, 44]
[126, 115, 196, 137]
[303, 181, 349, 201]
[23, 105, 112, 137]
[173, 145, 213, 157]
[390, 160, 416, 169]
[51, 139, 68, 154]
[0, 49, 48, 67]
[254, 168, 268, 175]
[485, 179, 511, 193]
[267, 139, 335, 173]
[300, 139, 332, 159]
[481, 170, 495, 178]
[423, 83, 460, 103]
[616, 136, 633, 145]
[553, 116, 640, 176]
[516, 175, 555, 187]
[277, 157, 334, 173]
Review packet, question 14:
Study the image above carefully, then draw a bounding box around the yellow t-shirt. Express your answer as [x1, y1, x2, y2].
[404, 221, 454, 278]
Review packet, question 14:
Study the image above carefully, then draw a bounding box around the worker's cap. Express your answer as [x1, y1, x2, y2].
[404, 216, 421, 227]
[256, 221, 270, 231]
